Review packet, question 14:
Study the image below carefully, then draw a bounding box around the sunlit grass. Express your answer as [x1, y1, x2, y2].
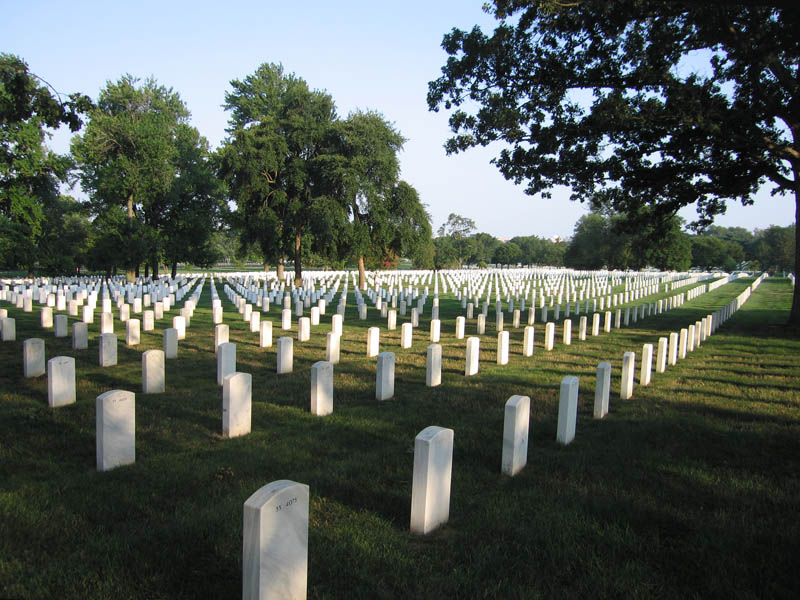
[0, 275, 798, 598]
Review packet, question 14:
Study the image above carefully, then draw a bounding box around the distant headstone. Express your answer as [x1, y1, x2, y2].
[410, 426, 454, 535]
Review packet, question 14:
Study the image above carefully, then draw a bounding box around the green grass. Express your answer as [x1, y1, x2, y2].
[1, 276, 798, 598]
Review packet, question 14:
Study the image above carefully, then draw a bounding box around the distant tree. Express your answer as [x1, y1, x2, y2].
[691, 235, 743, 271]
[433, 235, 458, 270]
[493, 241, 522, 265]
[438, 213, 476, 267]
[218, 63, 338, 285]
[751, 225, 795, 272]
[386, 181, 433, 270]
[0, 53, 91, 274]
[317, 110, 406, 287]
[468, 232, 501, 264]
[428, 1, 800, 322]
[37, 195, 90, 274]
[161, 124, 226, 277]
[72, 75, 189, 281]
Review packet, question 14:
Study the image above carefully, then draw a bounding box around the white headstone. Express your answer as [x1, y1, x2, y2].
[142, 349, 165, 394]
[54, 314, 67, 338]
[522, 325, 534, 357]
[594, 362, 611, 419]
[496, 330, 509, 365]
[310, 361, 334, 416]
[325, 331, 340, 364]
[277, 337, 293, 374]
[126, 318, 141, 346]
[260, 321, 273, 348]
[23, 338, 46, 378]
[640, 343, 653, 386]
[620, 351, 635, 400]
[426, 344, 442, 387]
[47, 356, 76, 407]
[297, 317, 310, 342]
[544, 322, 555, 351]
[215, 323, 229, 355]
[172, 315, 186, 340]
[410, 426, 454, 535]
[223, 372, 252, 437]
[465, 337, 480, 376]
[430, 319, 441, 343]
[96, 389, 135, 472]
[217, 342, 236, 386]
[366, 327, 380, 358]
[401, 322, 413, 349]
[556, 376, 579, 445]
[72, 322, 88, 350]
[242, 480, 309, 600]
[376, 352, 395, 401]
[501, 395, 530, 476]
[99, 333, 118, 367]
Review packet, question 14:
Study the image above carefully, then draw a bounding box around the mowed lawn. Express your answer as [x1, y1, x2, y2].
[1, 275, 798, 599]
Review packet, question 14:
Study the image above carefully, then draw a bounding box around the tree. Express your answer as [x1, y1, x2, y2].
[691, 235, 743, 271]
[751, 225, 795, 272]
[72, 75, 189, 281]
[493, 241, 522, 265]
[438, 213, 476, 267]
[161, 124, 226, 277]
[318, 110, 406, 288]
[1, 53, 90, 274]
[468, 232, 501, 264]
[429, 2, 800, 323]
[218, 63, 337, 285]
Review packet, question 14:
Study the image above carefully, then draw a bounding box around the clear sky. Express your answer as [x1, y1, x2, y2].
[3, 0, 794, 239]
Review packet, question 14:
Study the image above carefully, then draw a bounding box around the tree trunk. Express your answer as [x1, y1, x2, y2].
[151, 259, 159, 281]
[135, 264, 140, 279]
[789, 186, 800, 327]
[294, 232, 303, 288]
[358, 255, 367, 290]
[276, 257, 285, 281]
[171, 261, 178, 279]
[263, 261, 269, 272]
[144, 263, 150, 279]
[126, 192, 136, 283]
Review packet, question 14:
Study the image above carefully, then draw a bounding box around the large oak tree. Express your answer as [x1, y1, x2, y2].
[428, 1, 800, 324]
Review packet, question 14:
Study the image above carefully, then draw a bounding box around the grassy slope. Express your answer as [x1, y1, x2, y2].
[0, 276, 798, 599]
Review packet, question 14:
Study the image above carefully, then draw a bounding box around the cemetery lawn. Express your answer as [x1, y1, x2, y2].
[1, 277, 799, 599]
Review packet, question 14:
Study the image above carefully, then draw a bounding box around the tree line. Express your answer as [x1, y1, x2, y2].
[1, 57, 432, 287]
[432, 211, 794, 273]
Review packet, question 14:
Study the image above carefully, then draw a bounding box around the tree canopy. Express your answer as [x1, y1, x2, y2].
[428, 1, 800, 323]
[0, 53, 90, 273]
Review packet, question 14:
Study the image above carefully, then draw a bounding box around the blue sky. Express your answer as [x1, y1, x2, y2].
[3, 0, 794, 238]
